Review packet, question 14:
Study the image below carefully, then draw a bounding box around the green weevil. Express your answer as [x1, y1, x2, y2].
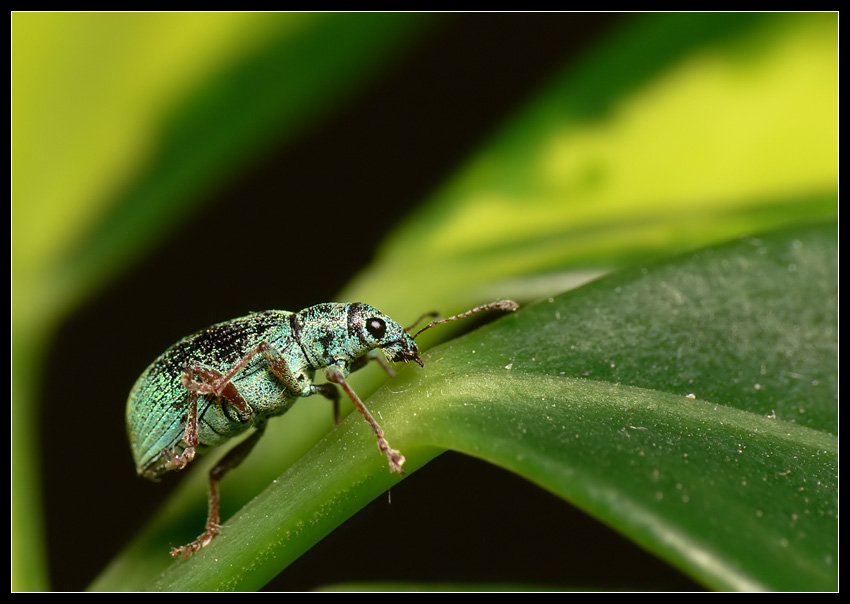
[126, 300, 518, 557]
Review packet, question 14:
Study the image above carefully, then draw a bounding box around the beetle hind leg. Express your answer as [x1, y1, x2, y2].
[170, 424, 267, 558]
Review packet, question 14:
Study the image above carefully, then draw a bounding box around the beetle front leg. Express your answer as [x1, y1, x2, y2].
[182, 365, 253, 422]
[325, 366, 405, 474]
[252, 342, 345, 424]
[349, 349, 396, 378]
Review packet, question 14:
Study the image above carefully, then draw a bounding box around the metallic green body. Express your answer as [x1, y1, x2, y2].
[126, 303, 417, 480]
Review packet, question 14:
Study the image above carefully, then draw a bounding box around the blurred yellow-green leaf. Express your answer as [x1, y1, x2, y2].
[13, 12, 431, 326]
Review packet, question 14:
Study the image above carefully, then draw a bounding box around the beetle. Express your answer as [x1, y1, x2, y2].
[126, 300, 518, 557]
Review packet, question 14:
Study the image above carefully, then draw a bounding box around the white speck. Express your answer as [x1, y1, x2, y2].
[504, 363, 513, 370]
[686, 393, 696, 399]
[753, 383, 762, 390]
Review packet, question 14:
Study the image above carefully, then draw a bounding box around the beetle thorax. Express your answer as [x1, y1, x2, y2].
[289, 303, 377, 369]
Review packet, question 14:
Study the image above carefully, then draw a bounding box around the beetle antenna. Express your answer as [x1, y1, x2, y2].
[411, 300, 519, 340]
[404, 311, 440, 333]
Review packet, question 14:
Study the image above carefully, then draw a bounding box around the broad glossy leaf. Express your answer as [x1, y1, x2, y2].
[399, 220, 837, 591]
[95, 221, 836, 591]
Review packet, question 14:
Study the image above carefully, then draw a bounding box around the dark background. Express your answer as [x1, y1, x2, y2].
[41, 13, 702, 591]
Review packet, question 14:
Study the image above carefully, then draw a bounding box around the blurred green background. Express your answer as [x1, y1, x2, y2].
[12, 12, 836, 591]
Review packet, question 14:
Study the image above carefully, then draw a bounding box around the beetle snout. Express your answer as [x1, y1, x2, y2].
[393, 350, 424, 366]
[385, 340, 422, 366]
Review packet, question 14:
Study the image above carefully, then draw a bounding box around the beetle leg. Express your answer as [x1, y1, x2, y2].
[165, 393, 199, 471]
[350, 349, 396, 377]
[171, 423, 267, 558]
[181, 339, 301, 404]
[339, 352, 396, 428]
[310, 383, 342, 426]
[253, 341, 314, 394]
[182, 364, 253, 421]
[325, 366, 405, 474]
[250, 342, 345, 425]
[193, 340, 312, 395]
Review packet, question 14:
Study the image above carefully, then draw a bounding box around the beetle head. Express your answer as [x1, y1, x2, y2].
[352, 300, 518, 369]
[352, 303, 423, 366]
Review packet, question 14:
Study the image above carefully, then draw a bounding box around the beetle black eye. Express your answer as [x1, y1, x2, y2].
[366, 317, 386, 339]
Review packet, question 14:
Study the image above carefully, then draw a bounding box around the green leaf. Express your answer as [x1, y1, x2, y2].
[93, 221, 837, 591]
[407, 220, 836, 592]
